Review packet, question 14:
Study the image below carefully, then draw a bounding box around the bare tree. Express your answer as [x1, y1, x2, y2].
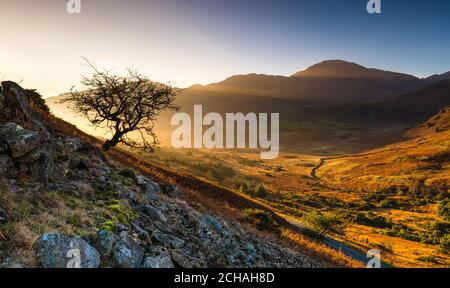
[63, 60, 179, 151]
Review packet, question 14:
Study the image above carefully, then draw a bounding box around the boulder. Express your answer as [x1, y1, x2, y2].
[1, 81, 42, 126]
[37, 233, 100, 268]
[141, 256, 174, 268]
[0, 123, 41, 158]
[110, 236, 145, 268]
[93, 230, 118, 261]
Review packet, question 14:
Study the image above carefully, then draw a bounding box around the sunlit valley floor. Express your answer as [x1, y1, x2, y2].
[123, 112, 450, 268]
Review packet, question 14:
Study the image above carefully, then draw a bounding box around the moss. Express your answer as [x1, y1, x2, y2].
[103, 201, 137, 227]
[100, 220, 116, 232]
[109, 172, 135, 187]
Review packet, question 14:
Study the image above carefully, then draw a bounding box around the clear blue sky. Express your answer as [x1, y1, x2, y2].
[1, 0, 450, 96]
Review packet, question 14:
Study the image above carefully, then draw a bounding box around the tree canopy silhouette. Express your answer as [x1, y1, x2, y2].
[63, 61, 179, 151]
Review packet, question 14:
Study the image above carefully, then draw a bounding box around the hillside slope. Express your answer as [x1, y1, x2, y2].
[1, 81, 352, 268]
[317, 107, 450, 192]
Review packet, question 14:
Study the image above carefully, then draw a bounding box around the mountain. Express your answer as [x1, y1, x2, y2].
[190, 60, 426, 103]
[427, 71, 450, 82]
[291, 60, 419, 81]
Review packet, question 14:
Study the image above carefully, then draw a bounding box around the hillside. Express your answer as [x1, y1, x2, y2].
[317, 107, 450, 192]
[1, 81, 358, 268]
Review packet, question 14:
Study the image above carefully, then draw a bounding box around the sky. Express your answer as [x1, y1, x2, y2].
[1, 0, 450, 96]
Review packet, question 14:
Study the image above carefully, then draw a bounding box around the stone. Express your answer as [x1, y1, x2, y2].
[1, 81, 42, 126]
[37, 233, 100, 268]
[152, 231, 185, 249]
[0, 258, 25, 268]
[143, 205, 168, 223]
[64, 137, 82, 152]
[38, 151, 53, 186]
[69, 157, 90, 171]
[135, 175, 161, 201]
[0, 155, 13, 174]
[110, 236, 145, 268]
[141, 256, 174, 268]
[0, 123, 41, 158]
[0, 206, 6, 223]
[93, 230, 118, 260]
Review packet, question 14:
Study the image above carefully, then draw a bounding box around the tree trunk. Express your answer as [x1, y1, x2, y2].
[103, 132, 122, 151]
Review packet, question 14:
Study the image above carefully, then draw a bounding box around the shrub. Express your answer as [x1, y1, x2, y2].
[242, 209, 280, 235]
[437, 199, 450, 220]
[353, 212, 392, 228]
[380, 198, 399, 208]
[238, 182, 249, 194]
[254, 184, 267, 198]
[305, 211, 345, 237]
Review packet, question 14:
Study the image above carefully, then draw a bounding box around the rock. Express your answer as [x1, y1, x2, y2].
[143, 205, 168, 223]
[135, 175, 160, 201]
[141, 256, 174, 268]
[0, 258, 25, 268]
[0, 140, 8, 154]
[0, 155, 13, 174]
[130, 221, 151, 243]
[38, 151, 53, 186]
[171, 251, 202, 268]
[110, 236, 145, 268]
[16, 149, 42, 165]
[93, 230, 118, 261]
[69, 157, 90, 171]
[0, 123, 41, 158]
[152, 231, 185, 249]
[64, 137, 82, 152]
[1, 81, 43, 127]
[0, 206, 6, 223]
[135, 175, 149, 186]
[37, 233, 100, 268]
[161, 184, 182, 197]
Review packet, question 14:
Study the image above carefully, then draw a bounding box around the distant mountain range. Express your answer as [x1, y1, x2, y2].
[47, 59, 450, 153]
[187, 60, 449, 104]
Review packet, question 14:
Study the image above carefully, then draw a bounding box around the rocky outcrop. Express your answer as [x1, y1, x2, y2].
[0, 123, 42, 158]
[1, 81, 45, 129]
[37, 233, 100, 268]
[0, 123, 53, 186]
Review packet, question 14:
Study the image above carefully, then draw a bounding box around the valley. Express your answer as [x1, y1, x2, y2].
[43, 59, 450, 268]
